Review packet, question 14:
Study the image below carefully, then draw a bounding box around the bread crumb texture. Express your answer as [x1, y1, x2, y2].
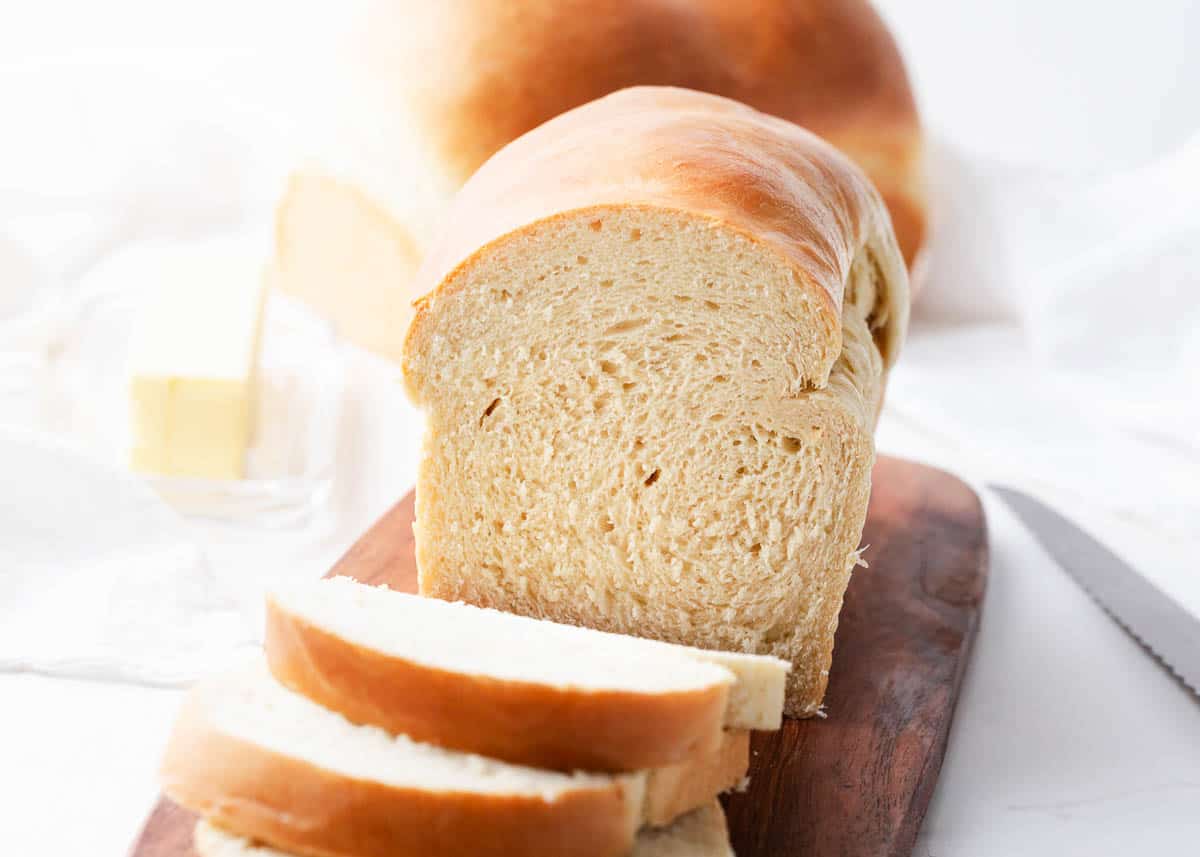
[408, 202, 888, 715]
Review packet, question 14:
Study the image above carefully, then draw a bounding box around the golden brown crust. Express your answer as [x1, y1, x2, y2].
[380, 0, 925, 270]
[161, 693, 639, 857]
[404, 87, 908, 397]
[263, 596, 728, 773]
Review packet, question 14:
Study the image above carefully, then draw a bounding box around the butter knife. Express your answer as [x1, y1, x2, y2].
[991, 485, 1200, 699]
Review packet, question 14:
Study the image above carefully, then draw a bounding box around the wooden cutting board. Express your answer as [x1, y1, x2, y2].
[129, 455, 988, 857]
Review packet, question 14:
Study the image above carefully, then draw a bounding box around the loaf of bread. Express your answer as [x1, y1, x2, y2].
[274, 0, 923, 360]
[403, 87, 909, 717]
[265, 577, 784, 771]
[193, 800, 735, 857]
[162, 661, 750, 857]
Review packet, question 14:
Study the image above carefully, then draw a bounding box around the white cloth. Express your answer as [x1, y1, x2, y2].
[0, 59, 424, 685]
[0, 429, 253, 684]
[877, 131, 1200, 622]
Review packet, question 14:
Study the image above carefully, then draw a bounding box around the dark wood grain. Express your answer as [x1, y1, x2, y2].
[129, 455, 987, 857]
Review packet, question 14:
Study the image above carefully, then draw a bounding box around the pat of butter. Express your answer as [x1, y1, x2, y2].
[128, 251, 268, 480]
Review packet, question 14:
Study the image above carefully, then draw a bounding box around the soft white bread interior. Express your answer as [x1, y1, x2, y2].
[163, 661, 748, 857]
[194, 799, 735, 857]
[402, 87, 908, 716]
[273, 0, 923, 360]
[266, 576, 736, 772]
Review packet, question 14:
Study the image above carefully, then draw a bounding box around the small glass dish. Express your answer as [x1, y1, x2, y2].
[14, 289, 345, 526]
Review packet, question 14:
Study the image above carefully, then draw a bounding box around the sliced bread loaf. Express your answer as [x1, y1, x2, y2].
[194, 799, 735, 857]
[163, 662, 746, 857]
[265, 577, 783, 770]
[401, 86, 909, 716]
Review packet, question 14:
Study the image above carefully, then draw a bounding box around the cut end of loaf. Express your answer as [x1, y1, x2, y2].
[273, 170, 422, 362]
[406, 204, 880, 717]
[404, 204, 843, 405]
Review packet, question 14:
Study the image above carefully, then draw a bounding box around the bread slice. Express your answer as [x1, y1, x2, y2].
[402, 87, 909, 717]
[194, 799, 735, 857]
[265, 578, 783, 770]
[644, 730, 747, 828]
[633, 800, 736, 857]
[163, 662, 746, 857]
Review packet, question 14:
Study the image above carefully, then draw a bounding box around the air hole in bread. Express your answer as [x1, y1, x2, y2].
[630, 228, 642, 241]
[704, 300, 720, 311]
[599, 279, 614, 289]
[713, 374, 729, 383]
[599, 360, 619, 375]
[763, 621, 793, 645]
[622, 381, 637, 393]
[480, 398, 501, 424]
[643, 469, 661, 487]
[589, 219, 603, 231]
[577, 255, 589, 265]
[605, 318, 649, 335]
[781, 437, 802, 454]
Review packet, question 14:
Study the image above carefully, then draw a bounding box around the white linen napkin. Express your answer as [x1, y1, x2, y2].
[0, 60, 344, 686]
[879, 132, 1200, 617]
[0, 428, 256, 685]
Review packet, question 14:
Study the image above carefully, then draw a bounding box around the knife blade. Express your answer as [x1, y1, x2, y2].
[990, 484, 1200, 699]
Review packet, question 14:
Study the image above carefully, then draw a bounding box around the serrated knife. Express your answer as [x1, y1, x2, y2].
[991, 485, 1200, 700]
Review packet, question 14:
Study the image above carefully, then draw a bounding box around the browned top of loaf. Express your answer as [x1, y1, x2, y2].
[404, 86, 907, 392]
[384, 0, 925, 268]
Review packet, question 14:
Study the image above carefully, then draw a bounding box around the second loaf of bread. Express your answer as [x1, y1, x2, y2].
[403, 86, 909, 716]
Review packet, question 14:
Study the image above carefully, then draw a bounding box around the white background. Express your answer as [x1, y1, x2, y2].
[2, 2, 1199, 855]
